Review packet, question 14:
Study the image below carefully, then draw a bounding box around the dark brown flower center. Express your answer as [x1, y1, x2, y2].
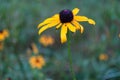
[59, 9, 73, 23]
[0, 30, 3, 33]
[36, 58, 40, 63]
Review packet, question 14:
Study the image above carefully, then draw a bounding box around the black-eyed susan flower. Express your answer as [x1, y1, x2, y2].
[38, 8, 95, 43]
[29, 55, 45, 69]
[39, 35, 54, 47]
[27, 43, 39, 55]
[0, 29, 9, 41]
[99, 53, 108, 61]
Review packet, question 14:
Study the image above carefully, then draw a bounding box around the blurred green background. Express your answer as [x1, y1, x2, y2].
[0, 0, 120, 80]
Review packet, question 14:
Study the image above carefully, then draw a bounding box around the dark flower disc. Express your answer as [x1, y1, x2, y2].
[59, 9, 73, 23]
[0, 30, 3, 33]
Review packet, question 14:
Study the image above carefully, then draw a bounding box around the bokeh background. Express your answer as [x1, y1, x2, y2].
[0, 0, 120, 80]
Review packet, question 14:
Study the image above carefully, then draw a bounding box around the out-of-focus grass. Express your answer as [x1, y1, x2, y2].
[0, 0, 120, 80]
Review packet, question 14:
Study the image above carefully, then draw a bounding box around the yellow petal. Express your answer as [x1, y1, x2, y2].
[72, 8, 80, 15]
[61, 24, 67, 43]
[38, 14, 59, 28]
[56, 23, 62, 29]
[79, 24, 84, 33]
[74, 16, 88, 21]
[74, 16, 96, 25]
[71, 21, 80, 29]
[52, 14, 59, 18]
[38, 22, 59, 34]
[38, 18, 54, 28]
[71, 21, 84, 33]
[88, 19, 96, 25]
[38, 25, 49, 35]
[0, 34, 5, 41]
[66, 23, 76, 33]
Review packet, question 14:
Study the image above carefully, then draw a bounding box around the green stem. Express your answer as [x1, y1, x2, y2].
[67, 32, 76, 80]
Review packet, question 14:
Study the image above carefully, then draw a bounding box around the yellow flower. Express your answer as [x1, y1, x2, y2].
[99, 54, 108, 61]
[27, 43, 39, 54]
[39, 35, 54, 46]
[0, 29, 9, 41]
[29, 55, 45, 69]
[119, 33, 120, 38]
[38, 8, 95, 43]
[0, 42, 4, 51]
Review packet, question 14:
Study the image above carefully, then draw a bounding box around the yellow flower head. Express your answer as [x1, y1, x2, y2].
[39, 35, 54, 47]
[27, 43, 39, 54]
[0, 29, 9, 41]
[99, 54, 108, 61]
[29, 55, 45, 69]
[38, 8, 95, 43]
